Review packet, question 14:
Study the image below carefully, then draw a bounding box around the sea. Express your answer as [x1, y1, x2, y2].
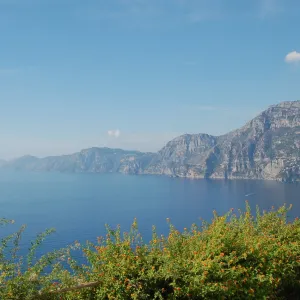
[0, 170, 299, 257]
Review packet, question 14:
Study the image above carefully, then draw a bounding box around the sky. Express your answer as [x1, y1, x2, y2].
[0, 0, 299, 159]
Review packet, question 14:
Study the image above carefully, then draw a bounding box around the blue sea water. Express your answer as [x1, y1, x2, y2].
[0, 171, 300, 256]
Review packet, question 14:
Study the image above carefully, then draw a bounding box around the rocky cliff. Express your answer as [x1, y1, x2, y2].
[143, 101, 300, 182]
[2, 101, 300, 182]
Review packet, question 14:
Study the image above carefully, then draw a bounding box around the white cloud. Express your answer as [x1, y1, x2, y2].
[104, 131, 181, 152]
[285, 51, 300, 64]
[107, 129, 121, 138]
[0, 131, 178, 159]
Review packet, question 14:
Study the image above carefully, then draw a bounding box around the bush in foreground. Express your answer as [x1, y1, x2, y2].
[1, 202, 300, 299]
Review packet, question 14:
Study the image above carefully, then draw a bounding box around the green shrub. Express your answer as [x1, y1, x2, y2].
[1, 202, 300, 299]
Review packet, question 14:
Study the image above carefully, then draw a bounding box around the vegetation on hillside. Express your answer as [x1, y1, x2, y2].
[1, 202, 300, 299]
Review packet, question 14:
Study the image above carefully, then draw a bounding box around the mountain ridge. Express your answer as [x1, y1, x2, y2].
[2, 100, 300, 182]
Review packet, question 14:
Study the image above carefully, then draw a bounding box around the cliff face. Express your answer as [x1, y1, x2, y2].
[2, 101, 300, 182]
[143, 101, 300, 181]
[144, 134, 217, 178]
[213, 101, 300, 181]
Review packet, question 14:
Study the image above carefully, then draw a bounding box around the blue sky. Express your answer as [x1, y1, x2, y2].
[0, 0, 299, 159]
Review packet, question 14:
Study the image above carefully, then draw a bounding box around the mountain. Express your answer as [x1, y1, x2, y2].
[143, 134, 218, 178]
[2, 101, 300, 182]
[145, 101, 300, 181]
[3, 148, 155, 174]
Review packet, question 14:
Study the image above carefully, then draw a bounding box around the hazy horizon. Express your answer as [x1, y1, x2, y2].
[0, 0, 299, 159]
[2, 99, 299, 160]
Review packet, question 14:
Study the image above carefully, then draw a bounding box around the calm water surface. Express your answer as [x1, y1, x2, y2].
[0, 171, 299, 254]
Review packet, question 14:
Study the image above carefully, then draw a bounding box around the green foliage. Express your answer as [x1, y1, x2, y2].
[1, 203, 300, 299]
